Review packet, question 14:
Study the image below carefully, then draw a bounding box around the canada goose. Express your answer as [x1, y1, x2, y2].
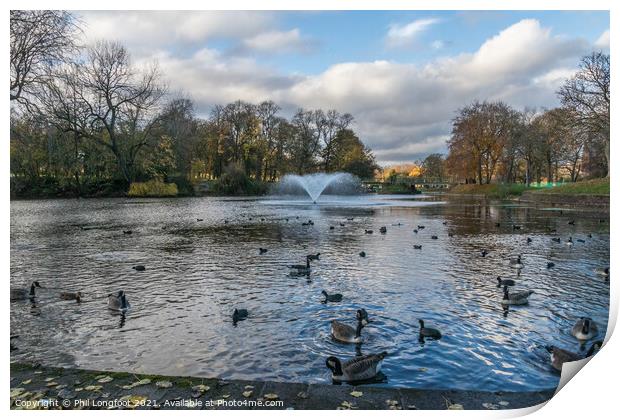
[289, 257, 311, 275]
[365, 229, 373, 234]
[595, 267, 609, 277]
[431, 235, 438, 240]
[417, 225, 425, 229]
[330, 226, 335, 230]
[233, 308, 249, 324]
[546, 341, 602, 372]
[11, 281, 42, 301]
[302, 222, 310, 226]
[547, 262, 555, 269]
[359, 251, 366, 257]
[331, 309, 370, 344]
[568, 220, 575, 225]
[576, 239, 585, 243]
[571, 317, 599, 341]
[307, 253, 320, 261]
[512, 225, 521, 230]
[497, 276, 516, 287]
[107, 291, 130, 311]
[308, 220, 314, 226]
[588, 233, 593, 238]
[339, 222, 345, 227]
[502, 286, 533, 305]
[259, 248, 268, 254]
[197, 218, 204, 222]
[495, 222, 501, 227]
[321, 290, 343, 302]
[132, 265, 146, 271]
[413, 245, 422, 250]
[509, 255, 523, 269]
[413, 229, 418, 234]
[60, 292, 82, 303]
[224, 220, 229, 224]
[123, 230, 133, 235]
[526, 237, 532, 244]
[347, 217, 354, 221]
[326, 351, 387, 382]
[567, 237, 574, 247]
[552, 238, 561, 243]
[260, 218, 265, 222]
[419, 319, 442, 339]
[379, 226, 387, 234]
[481, 250, 488, 257]
[443, 221, 448, 225]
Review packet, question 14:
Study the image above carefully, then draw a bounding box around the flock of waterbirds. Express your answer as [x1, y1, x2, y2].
[10, 212, 608, 384]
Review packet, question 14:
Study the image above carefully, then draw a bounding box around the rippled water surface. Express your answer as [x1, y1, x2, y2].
[10, 194, 610, 391]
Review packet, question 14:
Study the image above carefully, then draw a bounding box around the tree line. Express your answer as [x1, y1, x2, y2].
[443, 52, 609, 185]
[10, 11, 378, 197]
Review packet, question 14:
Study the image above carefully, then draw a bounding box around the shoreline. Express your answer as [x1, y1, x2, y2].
[10, 363, 555, 410]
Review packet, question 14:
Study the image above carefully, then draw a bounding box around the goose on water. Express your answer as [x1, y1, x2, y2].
[307, 253, 320, 261]
[546, 341, 602, 372]
[331, 309, 369, 344]
[509, 255, 523, 269]
[418, 319, 442, 339]
[259, 248, 268, 254]
[359, 251, 366, 257]
[431, 235, 438, 240]
[571, 317, 599, 341]
[233, 308, 249, 324]
[321, 290, 343, 302]
[567, 237, 574, 247]
[132, 265, 146, 271]
[413, 245, 422, 250]
[289, 257, 311, 275]
[60, 292, 82, 303]
[502, 286, 533, 305]
[379, 226, 387, 234]
[497, 276, 516, 287]
[326, 352, 388, 382]
[365, 229, 373, 234]
[108, 291, 130, 311]
[547, 262, 555, 269]
[11, 281, 42, 301]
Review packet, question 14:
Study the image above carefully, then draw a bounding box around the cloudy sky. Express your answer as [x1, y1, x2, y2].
[77, 10, 609, 166]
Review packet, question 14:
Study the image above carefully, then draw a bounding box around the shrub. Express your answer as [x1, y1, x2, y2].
[128, 180, 178, 197]
[210, 163, 267, 196]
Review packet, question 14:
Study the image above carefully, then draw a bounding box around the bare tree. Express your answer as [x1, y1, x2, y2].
[10, 10, 80, 108]
[41, 41, 165, 183]
[558, 52, 610, 175]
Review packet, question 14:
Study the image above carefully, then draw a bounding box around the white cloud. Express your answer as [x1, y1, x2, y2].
[386, 18, 440, 48]
[242, 29, 312, 54]
[431, 40, 445, 50]
[77, 14, 599, 164]
[595, 29, 610, 50]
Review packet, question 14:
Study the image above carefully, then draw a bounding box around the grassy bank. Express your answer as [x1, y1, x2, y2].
[449, 178, 609, 199]
[449, 184, 532, 199]
[531, 178, 609, 195]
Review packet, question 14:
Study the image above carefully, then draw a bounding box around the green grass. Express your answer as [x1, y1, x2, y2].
[449, 183, 532, 199]
[532, 178, 609, 195]
[128, 180, 178, 197]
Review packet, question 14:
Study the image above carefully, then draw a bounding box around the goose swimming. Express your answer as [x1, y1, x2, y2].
[107, 291, 130, 311]
[11, 281, 42, 301]
[502, 286, 533, 305]
[60, 292, 82, 303]
[497, 276, 516, 287]
[418, 319, 442, 339]
[326, 352, 388, 383]
[321, 290, 343, 302]
[571, 317, 599, 341]
[331, 309, 369, 344]
[307, 253, 321, 261]
[289, 257, 311, 275]
[233, 308, 249, 324]
[546, 341, 602, 372]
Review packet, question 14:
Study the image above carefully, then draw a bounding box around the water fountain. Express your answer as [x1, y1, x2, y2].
[273, 172, 360, 203]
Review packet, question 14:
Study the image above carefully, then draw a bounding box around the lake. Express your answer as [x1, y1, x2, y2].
[10, 194, 610, 392]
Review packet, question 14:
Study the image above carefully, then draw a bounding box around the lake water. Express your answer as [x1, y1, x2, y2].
[10, 194, 610, 391]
